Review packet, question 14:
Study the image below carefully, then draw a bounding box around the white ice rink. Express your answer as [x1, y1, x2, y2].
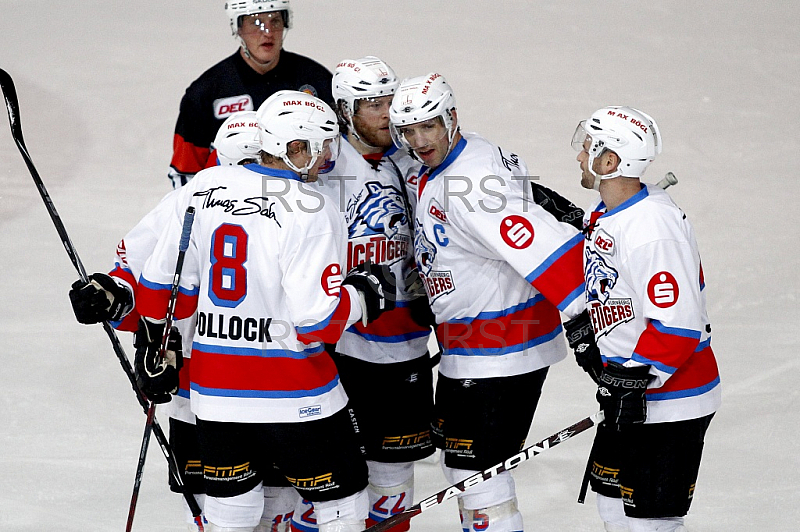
[1, 1, 797, 530]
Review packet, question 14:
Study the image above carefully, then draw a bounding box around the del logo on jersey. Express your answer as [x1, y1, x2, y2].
[345, 181, 410, 271]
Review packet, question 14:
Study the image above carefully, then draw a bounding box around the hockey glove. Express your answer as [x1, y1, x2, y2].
[343, 261, 397, 326]
[404, 269, 436, 328]
[69, 273, 133, 324]
[596, 361, 652, 430]
[563, 310, 604, 383]
[133, 317, 183, 404]
[530, 182, 585, 230]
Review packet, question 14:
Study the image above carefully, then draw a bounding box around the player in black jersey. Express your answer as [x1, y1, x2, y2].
[168, 0, 333, 189]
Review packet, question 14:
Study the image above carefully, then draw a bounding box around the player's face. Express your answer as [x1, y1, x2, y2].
[290, 139, 335, 182]
[398, 116, 451, 168]
[576, 137, 596, 190]
[352, 95, 394, 150]
[238, 12, 285, 67]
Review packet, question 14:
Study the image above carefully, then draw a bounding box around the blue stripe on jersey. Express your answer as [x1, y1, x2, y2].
[444, 323, 563, 357]
[647, 376, 720, 401]
[447, 294, 545, 323]
[525, 233, 583, 286]
[630, 352, 677, 374]
[346, 328, 431, 343]
[695, 338, 711, 352]
[558, 284, 586, 312]
[191, 341, 324, 359]
[138, 275, 200, 296]
[295, 303, 341, 334]
[190, 375, 340, 399]
[651, 319, 702, 340]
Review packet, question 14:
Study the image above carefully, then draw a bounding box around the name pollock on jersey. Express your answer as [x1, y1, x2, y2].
[588, 298, 635, 338]
[196, 311, 273, 343]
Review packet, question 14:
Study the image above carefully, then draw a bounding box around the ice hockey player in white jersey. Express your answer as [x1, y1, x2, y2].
[389, 73, 587, 532]
[134, 90, 398, 532]
[569, 106, 720, 532]
[69, 111, 267, 531]
[289, 57, 435, 532]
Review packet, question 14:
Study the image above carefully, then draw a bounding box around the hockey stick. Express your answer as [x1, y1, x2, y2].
[0, 68, 203, 519]
[126, 207, 196, 532]
[365, 411, 605, 532]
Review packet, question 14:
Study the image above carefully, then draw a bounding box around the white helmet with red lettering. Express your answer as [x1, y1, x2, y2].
[572, 106, 662, 182]
[225, 0, 292, 35]
[255, 90, 339, 176]
[332, 56, 399, 118]
[213, 111, 261, 166]
[389, 73, 458, 152]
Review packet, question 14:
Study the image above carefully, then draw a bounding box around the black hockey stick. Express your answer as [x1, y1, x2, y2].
[127, 207, 196, 532]
[0, 67, 203, 519]
[365, 411, 605, 532]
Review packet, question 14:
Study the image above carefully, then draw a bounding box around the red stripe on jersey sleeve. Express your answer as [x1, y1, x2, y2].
[529, 237, 584, 310]
[647, 345, 719, 397]
[171, 133, 211, 175]
[296, 288, 354, 345]
[632, 322, 700, 373]
[136, 283, 198, 321]
[191, 349, 339, 394]
[437, 298, 562, 352]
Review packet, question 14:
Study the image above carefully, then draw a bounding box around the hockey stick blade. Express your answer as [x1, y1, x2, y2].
[0, 67, 202, 519]
[365, 412, 604, 532]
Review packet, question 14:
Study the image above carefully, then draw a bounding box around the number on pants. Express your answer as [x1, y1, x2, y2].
[209, 223, 248, 307]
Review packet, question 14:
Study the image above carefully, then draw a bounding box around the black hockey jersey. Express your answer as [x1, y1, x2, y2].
[169, 50, 333, 186]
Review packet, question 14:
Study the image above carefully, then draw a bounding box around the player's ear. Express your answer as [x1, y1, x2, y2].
[603, 150, 621, 174]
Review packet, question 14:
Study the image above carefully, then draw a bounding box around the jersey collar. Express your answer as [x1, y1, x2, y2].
[595, 183, 650, 218]
[244, 163, 303, 181]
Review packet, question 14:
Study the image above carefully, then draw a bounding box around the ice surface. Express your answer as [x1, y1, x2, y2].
[1, 1, 797, 530]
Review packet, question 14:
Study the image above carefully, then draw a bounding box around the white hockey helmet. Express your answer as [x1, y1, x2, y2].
[332, 56, 399, 117]
[572, 106, 662, 182]
[389, 73, 458, 153]
[213, 111, 261, 166]
[225, 0, 292, 35]
[255, 90, 339, 177]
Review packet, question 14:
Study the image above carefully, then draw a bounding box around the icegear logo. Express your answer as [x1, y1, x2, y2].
[585, 248, 618, 304]
[299, 405, 322, 418]
[347, 182, 408, 240]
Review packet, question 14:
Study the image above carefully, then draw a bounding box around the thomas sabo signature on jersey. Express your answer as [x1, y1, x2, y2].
[193, 186, 282, 227]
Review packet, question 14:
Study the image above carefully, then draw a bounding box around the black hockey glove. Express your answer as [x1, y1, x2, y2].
[563, 310, 604, 383]
[343, 261, 397, 325]
[596, 361, 652, 430]
[69, 273, 133, 324]
[404, 269, 436, 328]
[530, 182, 585, 230]
[133, 318, 183, 404]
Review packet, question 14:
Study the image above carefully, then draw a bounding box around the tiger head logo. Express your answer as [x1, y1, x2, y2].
[585, 248, 618, 304]
[347, 181, 408, 240]
[414, 224, 437, 275]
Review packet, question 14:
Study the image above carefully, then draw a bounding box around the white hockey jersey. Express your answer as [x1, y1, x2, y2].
[109, 189, 197, 423]
[583, 184, 721, 423]
[315, 138, 431, 364]
[137, 164, 362, 424]
[414, 134, 586, 379]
